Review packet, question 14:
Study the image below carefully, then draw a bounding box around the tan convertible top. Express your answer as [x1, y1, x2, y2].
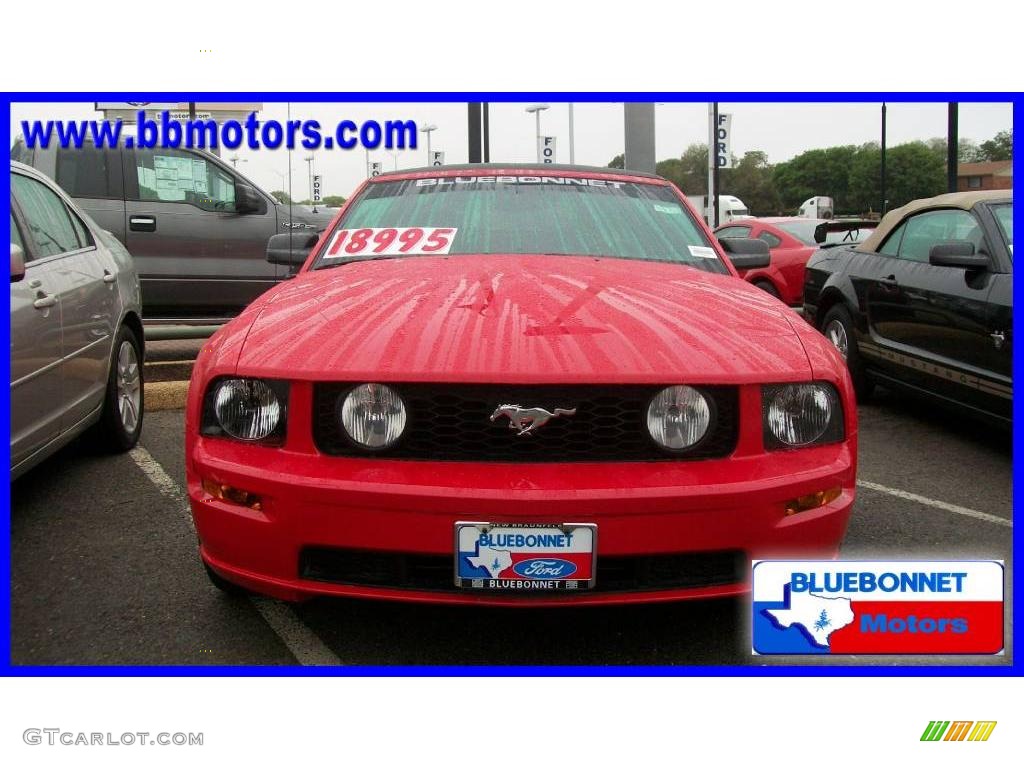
[858, 189, 1012, 252]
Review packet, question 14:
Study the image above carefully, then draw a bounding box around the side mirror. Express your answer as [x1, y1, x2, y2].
[717, 237, 771, 269]
[929, 241, 990, 270]
[267, 232, 318, 267]
[11, 243, 26, 283]
[235, 183, 264, 214]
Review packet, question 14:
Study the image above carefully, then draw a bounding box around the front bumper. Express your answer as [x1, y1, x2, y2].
[187, 436, 856, 606]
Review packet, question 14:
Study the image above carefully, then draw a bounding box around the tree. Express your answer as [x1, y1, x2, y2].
[772, 145, 858, 212]
[270, 190, 292, 204]
[884, 141, 946, 207]
[925, 136, 983, 164]
[847, 143, 882, 213]
[721, 150, 781, 215]
[673, 144, 710, 195]
[977, 130, 1012, 161]
[610, 144, 707, 194]
[848, 141, 945, 213]
[321, 195, 347, 207]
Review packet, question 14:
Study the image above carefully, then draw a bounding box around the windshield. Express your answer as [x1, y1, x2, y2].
[776, 219, 875, 246]
[991, 202, 1013, 258]
[313, 175, 727, 274]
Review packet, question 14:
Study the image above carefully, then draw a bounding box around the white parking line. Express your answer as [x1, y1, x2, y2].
[128, 445, 343, 666]
[857, 479, 1012, 528]
[129, 445, 192, 525]
[247, 597, 345, 666]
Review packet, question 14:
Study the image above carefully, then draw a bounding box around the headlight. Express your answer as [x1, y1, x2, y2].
[340, 383, 407, 449]
[203, 378, 287, 443]
[763, 383, 843, 448]
[646, 385, 712, 451]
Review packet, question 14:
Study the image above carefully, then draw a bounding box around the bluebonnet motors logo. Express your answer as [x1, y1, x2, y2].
[752, 560, 1003, 654]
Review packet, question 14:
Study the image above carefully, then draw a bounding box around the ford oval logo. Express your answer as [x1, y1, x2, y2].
[512, 558, 577, 579]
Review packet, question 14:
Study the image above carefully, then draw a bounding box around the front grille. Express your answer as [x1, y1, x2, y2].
[299, 547, 746, 594]
[313, 384, 738, 462]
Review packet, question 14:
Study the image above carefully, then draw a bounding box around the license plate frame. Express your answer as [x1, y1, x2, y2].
[453, 522, 597, 591]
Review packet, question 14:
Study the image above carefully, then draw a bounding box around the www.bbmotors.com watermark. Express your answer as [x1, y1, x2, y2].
[23, 729, 203, 746]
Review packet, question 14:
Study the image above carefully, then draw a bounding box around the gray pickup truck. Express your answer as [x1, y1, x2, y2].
[11, 140, 333, 324]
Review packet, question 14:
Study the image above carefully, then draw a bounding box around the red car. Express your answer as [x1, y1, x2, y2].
[186, 165, 857, 606]
[715, 217, 875, 306]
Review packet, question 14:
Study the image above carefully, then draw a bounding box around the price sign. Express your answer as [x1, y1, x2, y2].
[322, 227, 458, 258]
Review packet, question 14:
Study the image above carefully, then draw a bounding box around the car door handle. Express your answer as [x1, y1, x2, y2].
[33, 293, 58, 309]
[103, 270, 117, 284]
[129, 215, 156, 232]
[880, 275, 899, 289]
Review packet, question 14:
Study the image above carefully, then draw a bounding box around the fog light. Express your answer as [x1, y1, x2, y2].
[785, 486, 841, 516]
[340, 383, 407, 450]
[202, 478, 262, 510]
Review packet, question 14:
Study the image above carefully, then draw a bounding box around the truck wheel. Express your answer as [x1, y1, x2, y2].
[821, 305, 874, 401]
[93, 324, 144, 452]
[753, 279, 780, 299]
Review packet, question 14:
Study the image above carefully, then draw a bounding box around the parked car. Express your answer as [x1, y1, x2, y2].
[10, 161, 145, 479]
[716, 217, 876, 306]
[11, 139, 334, 324]
[187, 164, 856, 605]
[804, 190, 1012, 423]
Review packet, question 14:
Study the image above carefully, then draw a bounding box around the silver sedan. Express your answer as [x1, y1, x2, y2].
[10, 160, 145, 479]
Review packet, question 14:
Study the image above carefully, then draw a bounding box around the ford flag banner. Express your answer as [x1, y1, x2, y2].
[752, 561, 1004, 655]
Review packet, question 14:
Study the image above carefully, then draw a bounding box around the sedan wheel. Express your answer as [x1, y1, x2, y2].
[117, 340, 142, 433]
[93, 324, 145, 452]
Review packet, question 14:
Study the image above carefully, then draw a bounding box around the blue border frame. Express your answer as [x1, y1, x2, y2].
[2, 91, 1019, 676]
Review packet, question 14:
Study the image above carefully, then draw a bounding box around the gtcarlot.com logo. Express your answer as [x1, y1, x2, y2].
[23, 729, 203, 746]
[921, 721, 997, 742]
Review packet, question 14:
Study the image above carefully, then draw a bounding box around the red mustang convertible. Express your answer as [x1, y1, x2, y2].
[186, 165, 857, 606]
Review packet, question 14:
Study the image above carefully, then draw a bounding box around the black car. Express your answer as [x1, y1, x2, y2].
[803, 190, 1012, 424]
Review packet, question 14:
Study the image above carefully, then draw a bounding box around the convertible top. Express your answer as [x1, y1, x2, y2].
[858, 190, 1012, 252]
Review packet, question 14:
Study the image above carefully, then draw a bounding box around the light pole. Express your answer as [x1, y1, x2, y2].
[229, 155, 247, 169]
[525, 104, 549, 162]
[388, 151, 399, 171]
[568, 103, 575, 164]
[270, 170, 288, 202]
[880, 103, 887, 216]
[419, 123, 437, 164]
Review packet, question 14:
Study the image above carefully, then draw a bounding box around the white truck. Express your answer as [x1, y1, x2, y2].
[686, 194, 752, 224]
[798, 196, 834, 219]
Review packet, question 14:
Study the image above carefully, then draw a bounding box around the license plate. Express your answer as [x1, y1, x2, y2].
[454, 522, 597, 590]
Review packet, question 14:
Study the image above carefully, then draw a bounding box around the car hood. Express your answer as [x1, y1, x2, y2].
[235, 254, 812, 383]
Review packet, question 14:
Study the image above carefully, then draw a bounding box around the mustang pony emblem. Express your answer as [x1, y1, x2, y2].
[490, 404, 577, 436]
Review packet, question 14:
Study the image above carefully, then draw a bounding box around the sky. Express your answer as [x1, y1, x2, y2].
[10, 101, 1013, 201]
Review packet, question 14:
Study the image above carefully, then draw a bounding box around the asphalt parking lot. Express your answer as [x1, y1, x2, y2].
[9, 357, 1013, 667]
